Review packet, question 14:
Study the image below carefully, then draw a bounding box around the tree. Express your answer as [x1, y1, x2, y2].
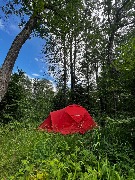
[0, 0, 81, 102]
[0, 15, 37, 102]
[31, 78, 54, 120]
[87, 0, 135, 114]
[44, 1, 86, 103]
[0, 69, 55, 123]
[114, 37, 135, 115]
[0, 70, 31, 123]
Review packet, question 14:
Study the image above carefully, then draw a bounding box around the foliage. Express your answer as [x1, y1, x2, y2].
[52, 88, 70, 110]
[0, 117, 135, 179]
[52, 84, 98, 114]
[0, 70, 54, 123]
[44, 0, 135, 116]
[0, 70, 29, 123]
[2, 0, 83, 38]
[113, 37, 135, 115]
[1, 1, 135, 178]
[1, 0, 135, 116]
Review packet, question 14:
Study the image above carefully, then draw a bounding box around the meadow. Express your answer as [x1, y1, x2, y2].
[0, 117, 135, 180]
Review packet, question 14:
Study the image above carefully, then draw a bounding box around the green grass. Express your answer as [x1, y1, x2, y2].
[0, 117, 135, 179]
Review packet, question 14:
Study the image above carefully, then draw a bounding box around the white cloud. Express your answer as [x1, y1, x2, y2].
[40, 69, 43, 73]
[24, 73, 33, 79]
[32, 73, 40, 77]
[40, 58, 44, 62]
[35, 57, 45, 62]
[9, 24, 20, 33]
[35, 57, 39, 61]
[0, 19, 4, 30]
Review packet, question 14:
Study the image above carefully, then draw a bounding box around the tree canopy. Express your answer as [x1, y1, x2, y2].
[0, 0, 135, 116]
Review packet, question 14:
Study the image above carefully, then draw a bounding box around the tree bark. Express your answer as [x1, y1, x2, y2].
[85, 42, 90, 96]
[73, 35, 76, 88]
[70, 35, 73, 88]
[70, 32, 74, 102]
[63, 35, 67, 105]
[0, 15, 37, 102]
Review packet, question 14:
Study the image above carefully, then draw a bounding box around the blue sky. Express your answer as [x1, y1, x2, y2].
[0, 8, 52, 80]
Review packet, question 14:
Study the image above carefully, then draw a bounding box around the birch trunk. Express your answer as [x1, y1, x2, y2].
[63, 35, 67, 106]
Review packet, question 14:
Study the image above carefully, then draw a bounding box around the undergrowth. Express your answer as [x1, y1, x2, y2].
[0, 117, 135, 179]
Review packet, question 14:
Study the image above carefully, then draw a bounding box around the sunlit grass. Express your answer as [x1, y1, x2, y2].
[0, 118, 135, 179]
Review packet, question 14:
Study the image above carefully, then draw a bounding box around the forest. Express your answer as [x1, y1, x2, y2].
[0, 0, 135, 179]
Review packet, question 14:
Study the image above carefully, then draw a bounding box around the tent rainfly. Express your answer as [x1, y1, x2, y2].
[38, 104, 97, 135]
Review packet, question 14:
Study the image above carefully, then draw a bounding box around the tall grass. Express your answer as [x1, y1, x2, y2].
[0, 117, 135, 179]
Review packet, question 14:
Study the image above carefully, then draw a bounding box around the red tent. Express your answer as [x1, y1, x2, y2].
[38, 104, 97, 135]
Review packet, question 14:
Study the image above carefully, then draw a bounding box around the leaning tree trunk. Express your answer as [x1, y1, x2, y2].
[0, 15, 37, 102]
